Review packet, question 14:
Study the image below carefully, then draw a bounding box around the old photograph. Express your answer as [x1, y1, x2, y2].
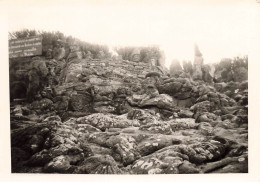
[2, 0, 259, 179]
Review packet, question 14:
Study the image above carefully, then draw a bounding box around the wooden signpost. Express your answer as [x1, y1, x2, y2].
[9, 36, 43, 58]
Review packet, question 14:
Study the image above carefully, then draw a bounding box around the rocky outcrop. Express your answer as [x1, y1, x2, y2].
[192, 44, 204, 80]
[74, 154, 122, 174]
[169, 59, 183, 77]
[10, 38, 248, 174]
[131, 137, 229, 174]
[76, 113, 140, 131]
[182, 60, 193, 75]
[10, 97, 248, 174]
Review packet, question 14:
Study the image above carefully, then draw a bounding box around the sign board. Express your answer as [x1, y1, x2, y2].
[9, 36, 43, 58]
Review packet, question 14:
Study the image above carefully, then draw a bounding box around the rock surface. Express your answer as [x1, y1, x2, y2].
[10, 39, 248, 174]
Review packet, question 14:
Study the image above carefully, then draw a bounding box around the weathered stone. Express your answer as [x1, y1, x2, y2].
[53, 47, 66, 61]
[178, 160, 200, 173]
[137, 135, 181, 156]
[182, 60, 193, 75]
[10, 81, 27, 101]
[127, 109, 158, 125]
[70, 94, 92, 112]
[74, 154, 122, 174]
[10, 37, 248, 174]
[169, 59, 183, 76]
[44, 154, 83, 173]
[140, 121, 173, 135]
[106, 135, 140, 165]
[127, 94, 175, 111]
[64, 61, 83, 83]
[178, 109, 193, 118]
[198, 122, 214, 136]
[11, 123, 50, 154]
[53, 96, 69, 113]
[169, 118, 198, 131]
[76, 113, 139, 131]
[202, 65, 214, 83]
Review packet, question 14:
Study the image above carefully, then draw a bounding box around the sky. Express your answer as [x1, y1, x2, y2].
[2, 0, 259, 67]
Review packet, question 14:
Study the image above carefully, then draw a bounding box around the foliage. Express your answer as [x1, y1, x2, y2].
[9, 29, 111, 59]
[214, 55, 248, 82]
[114, 46, 164, 65]
[9, 29, 165, 63]
[216, 56, 248, 71]
[8, 29, 38, 39]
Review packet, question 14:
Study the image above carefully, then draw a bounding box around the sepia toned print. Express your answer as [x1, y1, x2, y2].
[8, 0, 249, 174]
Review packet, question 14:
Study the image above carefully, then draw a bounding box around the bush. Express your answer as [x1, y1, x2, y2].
[114, 46, 164, 65]
[9, 29, 111, 59]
